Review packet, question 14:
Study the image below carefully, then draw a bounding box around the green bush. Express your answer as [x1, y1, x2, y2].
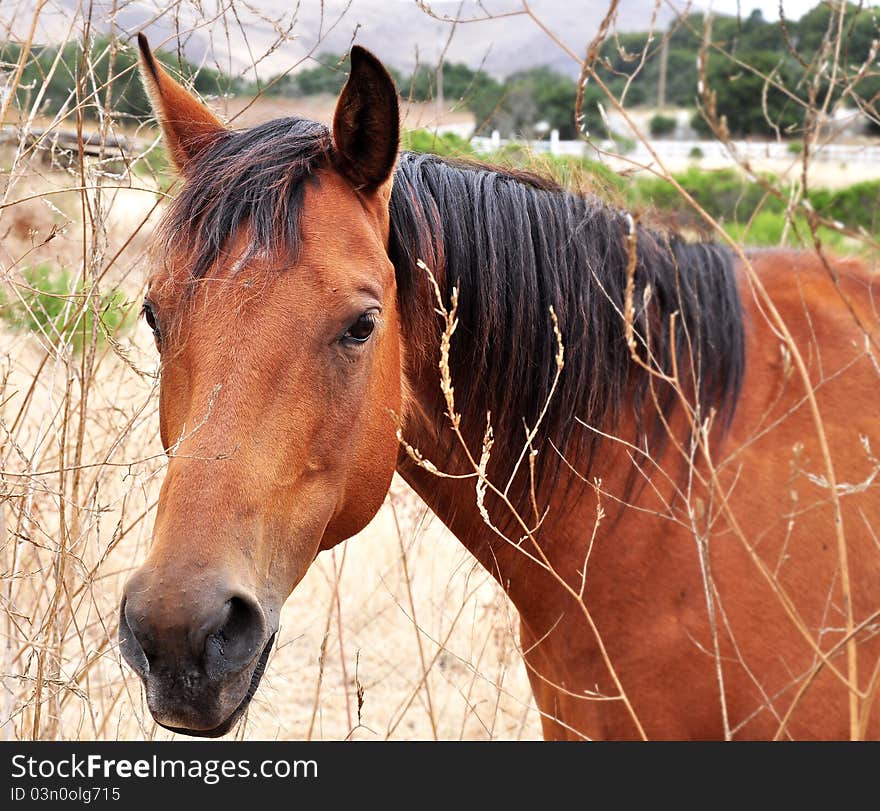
[630, 166, 786, 223]
[0, 264, 131, 349]
[649, 114, 677, 137]
[131, 146, 176, 193]
[401, 130, 474, 157]
[406, 61, 501, 110]
[695, 49, 803, 137]
[626, 168, 878, 241]
[688, 146, 704, 159]
[808, 180, 880, 234]
[478, 66, 581, 139]
[610, 134, 636, 155]
[723, 210, 847, 250]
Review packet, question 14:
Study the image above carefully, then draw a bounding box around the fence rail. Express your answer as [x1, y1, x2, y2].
[470, 132, 880, 165]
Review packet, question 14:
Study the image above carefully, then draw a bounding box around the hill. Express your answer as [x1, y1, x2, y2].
[11, 0, 678, 79]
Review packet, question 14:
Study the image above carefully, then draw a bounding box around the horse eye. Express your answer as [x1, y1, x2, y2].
[342, 312, 376, 344]
[142, 299, 161, 344]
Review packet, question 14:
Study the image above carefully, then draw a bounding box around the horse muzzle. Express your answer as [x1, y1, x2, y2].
[119, 570, 276, 737]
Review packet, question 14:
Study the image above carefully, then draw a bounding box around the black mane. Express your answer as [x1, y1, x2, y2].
[161, 116, 746, 496]
[389, 152, 745, 489]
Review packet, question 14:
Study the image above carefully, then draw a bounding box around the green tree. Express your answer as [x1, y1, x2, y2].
[406, 61, 500, 106]
[485, 66, 580, 139]
[289, 52, 350, 96]
[795, 3, 878, 131]
[693, 48, 803, 137]
[403, 61, 503, 132]
[268, 51, 403, 98]
[649, 113, 676, 136]
[1, 36, 231, 123]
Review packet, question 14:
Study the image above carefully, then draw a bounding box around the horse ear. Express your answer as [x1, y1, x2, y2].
[137, 33, 226, 174]
[332, 46, 400, 192]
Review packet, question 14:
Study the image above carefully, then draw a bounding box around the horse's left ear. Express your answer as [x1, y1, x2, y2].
[332, 46, 400, 192]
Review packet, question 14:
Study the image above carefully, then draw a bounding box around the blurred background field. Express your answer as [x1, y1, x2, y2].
[1, 0, 878, 740]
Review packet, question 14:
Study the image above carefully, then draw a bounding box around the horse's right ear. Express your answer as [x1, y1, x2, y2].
[137, 33, 226, 174]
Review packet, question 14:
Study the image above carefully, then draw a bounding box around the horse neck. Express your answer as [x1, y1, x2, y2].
[393, 247, 721, 572]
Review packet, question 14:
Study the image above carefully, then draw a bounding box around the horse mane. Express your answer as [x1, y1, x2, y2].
[389, 152, 745, 495]
[160, 116, 746, 499]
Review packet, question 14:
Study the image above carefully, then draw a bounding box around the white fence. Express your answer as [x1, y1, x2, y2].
[470, 130, 880, 165]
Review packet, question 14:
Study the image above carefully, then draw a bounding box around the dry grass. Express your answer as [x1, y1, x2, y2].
[0, 0, 540, 741]
[0, 182, 539, 739]
[0, 155, 538, 739]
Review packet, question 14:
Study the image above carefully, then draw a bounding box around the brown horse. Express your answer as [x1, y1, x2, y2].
[120, 34, 880, 739]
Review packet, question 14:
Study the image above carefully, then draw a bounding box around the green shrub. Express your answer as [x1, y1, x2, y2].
[0, 264, 131, 349]
[630, 166, 786, 223]
[688, 146, 704, 159]
[138, 145, 170, 177]
[808, 180, 880, 234]
[786, 141, 804, 154]
[401, 129, 474, 157]
[649, 114, 677, 137]
[131, 146, 176, 193]
[623, 135, 639, 155]
[0, 37, 235, 124]
[723, 210, 847, 250]
[627, 169, 877, 241]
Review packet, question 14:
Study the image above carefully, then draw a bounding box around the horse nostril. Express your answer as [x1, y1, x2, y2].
[118, 596, 150, 678]
[118, 579, 268, 684]
[203, 594, 267, 680]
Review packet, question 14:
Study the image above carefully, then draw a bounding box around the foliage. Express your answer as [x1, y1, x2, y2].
[406, 61, 502, 112]
[691, 48, 803, 137]
[401, 129, 474, 157]
[0, 264, 131, 348]
[723, 209, 847, 250]
[649, 114, 677, 136]
[279, 52, 349, 96]
[625, 167, 876, 243]
[595, 4, 878, 136]
[809, 180, 880, 234]
[268, 3, 877, 138]
[629, 166, 786, 223]
[0, 36, 233, 123]
[7, 2, 874, 139]
[482, 66, 581, 138]
[266, 52, 403, 97]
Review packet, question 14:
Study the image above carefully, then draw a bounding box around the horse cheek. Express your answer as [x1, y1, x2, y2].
[321, 344, 401, 548]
